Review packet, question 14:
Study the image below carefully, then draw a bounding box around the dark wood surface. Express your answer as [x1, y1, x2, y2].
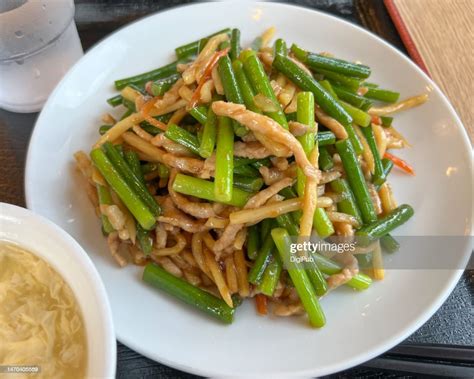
[0, 1, 472, 377]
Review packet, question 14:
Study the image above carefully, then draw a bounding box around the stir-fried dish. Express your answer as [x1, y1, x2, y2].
[75, 28, 426, 327]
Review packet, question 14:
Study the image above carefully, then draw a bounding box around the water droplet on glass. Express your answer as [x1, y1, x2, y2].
[42, 3, 46, 10]
[48, 20, 52, 25]
[34, 69, 41, 78]
[39, 38, 44, 43]
[15, 30, 24, 38]
[16, 60, 24, 65]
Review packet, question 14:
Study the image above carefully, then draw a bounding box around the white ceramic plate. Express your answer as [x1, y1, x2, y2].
[0, 203, 116, 378]
[25, 2, 472, 377]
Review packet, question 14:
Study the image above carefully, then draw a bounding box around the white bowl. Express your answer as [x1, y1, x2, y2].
[0, 203, 116, 378]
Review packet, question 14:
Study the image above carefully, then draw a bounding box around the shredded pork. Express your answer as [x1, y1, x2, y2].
[211, 101, 318, 179]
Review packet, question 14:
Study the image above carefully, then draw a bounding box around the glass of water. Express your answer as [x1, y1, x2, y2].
[0, 0, 83, 112]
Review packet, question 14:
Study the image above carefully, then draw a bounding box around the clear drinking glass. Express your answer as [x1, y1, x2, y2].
[0, 0, 84, 112]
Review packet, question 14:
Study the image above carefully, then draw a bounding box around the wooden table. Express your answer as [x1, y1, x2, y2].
[0, 1, 472, 377]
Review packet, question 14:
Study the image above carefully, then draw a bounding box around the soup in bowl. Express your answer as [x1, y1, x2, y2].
[0, 203, 115, 378]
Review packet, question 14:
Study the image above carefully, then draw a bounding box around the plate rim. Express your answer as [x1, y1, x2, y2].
[24, 1, 472, 377]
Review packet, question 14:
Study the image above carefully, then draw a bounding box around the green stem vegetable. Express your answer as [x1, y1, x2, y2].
[218, 55, 247, 136]
[91, 148, 156, 230]
[242, 50, 289, 129]
[364, 87, 400, 103]
[332, 84, 373, 110]
[199, 107, 217, 158]
[318, 146, 334, 171]
[102, 142, 161, 216]
[356, 204, 414, 240]
[375, 158, 394, 191]
[165, 124, 200, 155]
[380, 234, 400, 253]
[272, 228, 326, 328]
[313, 208, 335, 238]
[380, 116, 393, 127]
[96, 184, 114, 234]
[291, 44, 371, 78]
[150, 74, 181, 97]
[107, 94, 123, 107]
[233, 164, 260, 178]
[143, 263, 235, 323]
[115, 60, 182, 90]
[316, 131, 336, 146]
[230, 28, 241, 61]
[248, 233, 275, 285]
[258, 256, 282, 296]
[189, 105, 208, 125]
[296, 91, 315, 197]
[214, 116, 234, 202]
[246, 224, 260, 260]
[311, 253, 372, 290]
[124, 150, 146, 186]
[232, 60, 260, 113]
[330, 178, 362, 226]
[335, 139, 377, 224]
[272, 52, 352, 127]
[136, 223, 153, 255]
[274, 38, 287, 56]
[360, 125, 386, 186]
[340, 101, 371, 127]
[174, 28, 231, 59]
[172, 174, 251, 207]
[233, 175, 264, 192]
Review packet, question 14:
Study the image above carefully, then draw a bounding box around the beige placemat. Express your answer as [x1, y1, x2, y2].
[386, 0, 473, 144]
